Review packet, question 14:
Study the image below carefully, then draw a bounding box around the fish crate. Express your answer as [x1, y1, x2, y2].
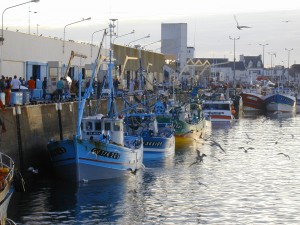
[10, 92, 23, 105]
[22, 92, 30, 105]
[33, 89, 43, 100]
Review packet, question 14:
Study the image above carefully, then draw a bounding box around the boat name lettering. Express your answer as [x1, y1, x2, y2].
[87, 132, 101, 135]
[144, 141, 163, 147]
[50, 147, 67, 157]
[91, 148, 120, 159]
[173, 124, 183, 129]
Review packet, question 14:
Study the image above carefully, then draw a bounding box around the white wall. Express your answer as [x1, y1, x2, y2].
[0, 30, 101, 78]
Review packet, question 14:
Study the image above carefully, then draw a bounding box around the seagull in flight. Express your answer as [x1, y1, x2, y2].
[210, 140, 226, 153]
[238, 146, 254, 153]
[234, 15, 252, 30]
[282, 20, 291, 23]
[277, 153, 290, 160]
[189, 150, 207, 167]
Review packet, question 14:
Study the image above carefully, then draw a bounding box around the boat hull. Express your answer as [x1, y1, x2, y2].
[143, 136, 175, 160]
[240, 92, 265, 113]
[0, 152, 14, 225]
[0, 187, 13, 225]
[157, 117, 207, 147]
[47, 136, 144, 182]
[264, 93, 296, 112]
[296, 98, 300, 114]
[202, 100, 235, 123]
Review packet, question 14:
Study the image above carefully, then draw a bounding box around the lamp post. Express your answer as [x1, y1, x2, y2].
[127, 34, 150, 46]
[36, 23, 39, 35]
[285, 48, 293, 84]
[142, 39, 161, 50]
[229, 36, 240, 86]
[28, 5, 38, 34]
[90, 27, 107, 61]
[1, 0, 39, 76]
[259, 43, 268, 75]
[113, 29, 135, 44]
[63, 17, 91, 54]
[268, 52, 276, 77]
[1, 0, 40, 44]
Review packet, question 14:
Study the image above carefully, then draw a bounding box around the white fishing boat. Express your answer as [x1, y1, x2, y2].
[202, 99, 235, 122]
[47, 20, 144, 182]
[125, 113, 175, 160]
[0, 152, 15, 225]
[264, 87, 296, 113]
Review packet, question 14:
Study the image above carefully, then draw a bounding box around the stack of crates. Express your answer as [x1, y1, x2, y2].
[10, 92, 23, 105]
[19, 89, 30, 105]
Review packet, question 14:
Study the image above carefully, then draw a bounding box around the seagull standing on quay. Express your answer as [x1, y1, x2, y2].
[234, 15, 252, 30]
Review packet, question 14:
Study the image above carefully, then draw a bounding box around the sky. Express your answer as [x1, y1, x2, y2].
[1, 0, 300, 68]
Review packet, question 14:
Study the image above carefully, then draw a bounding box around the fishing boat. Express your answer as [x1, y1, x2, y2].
[124, 113, 175, 160]
[202, 99, 235, 122]
[240, 89, 265, 114]
[296, 97, 300, 114]
[0, 152, 15, 225]
[47, 21, 143, 182]
[200, 89, 242, 123]
[264, 87, 296, 113]
[155, 99, 208, 147]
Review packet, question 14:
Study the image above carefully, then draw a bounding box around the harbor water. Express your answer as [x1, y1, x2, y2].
[8, 113, 300, 224]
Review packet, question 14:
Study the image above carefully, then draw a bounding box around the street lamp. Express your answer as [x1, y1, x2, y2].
[259, 43, 268, 66]
[285, 48, 293, 84]
[268, 52, 276, 77]
[28, 9, 37, 34]
[142, 40, 161, 50]
[229, 36, 240, 86]
[113, 29, 135, 44]
[1, 0, 40, 44]
[1, 0, 39, 76]
[90, 27, 107, 61]
[63, 17, 91, 54]
[127, 34, 150, 46]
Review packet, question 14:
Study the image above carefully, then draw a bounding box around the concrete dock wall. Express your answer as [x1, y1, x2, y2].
[0, 94, 188, 175]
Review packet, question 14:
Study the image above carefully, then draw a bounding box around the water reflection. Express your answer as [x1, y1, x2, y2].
[9, 114, 300, 224]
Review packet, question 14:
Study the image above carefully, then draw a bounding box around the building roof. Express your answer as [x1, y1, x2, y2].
[291, 64, 300, 73]
[192, 58, 228, 65]
[241, 55, 263, 68]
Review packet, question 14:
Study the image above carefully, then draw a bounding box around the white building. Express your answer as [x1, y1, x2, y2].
[161, 23, 188, 72]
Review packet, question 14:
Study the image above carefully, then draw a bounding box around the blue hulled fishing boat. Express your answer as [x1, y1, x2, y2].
[47, 20, 143, 182]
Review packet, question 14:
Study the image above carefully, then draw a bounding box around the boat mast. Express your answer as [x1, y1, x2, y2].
[108, 19, 118, 118]
[76, 28, 106, 136]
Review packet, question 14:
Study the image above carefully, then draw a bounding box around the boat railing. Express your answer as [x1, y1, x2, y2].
[0, 152, 15, 190]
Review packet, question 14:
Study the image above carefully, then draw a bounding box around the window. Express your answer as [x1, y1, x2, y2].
[105, 122, 111, 131]
[86, 121, 93, 131]
[114, 122, 121, 131]
[95, 121, 101, 131]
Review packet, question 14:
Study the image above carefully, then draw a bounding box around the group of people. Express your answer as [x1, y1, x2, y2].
[0, 75, 48, 105]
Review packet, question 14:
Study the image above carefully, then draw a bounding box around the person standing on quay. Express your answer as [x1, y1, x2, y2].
[56, 77, 64, 101]
[42, 77, 47, 100]
[5, 77, 12, 105]
[11, 75, 21, 92]
[27, 77, 35, 101]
